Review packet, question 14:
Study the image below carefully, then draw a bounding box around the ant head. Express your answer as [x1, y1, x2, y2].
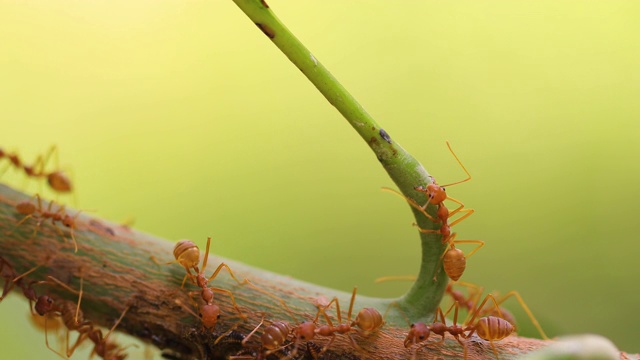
[295, 321, 316, 341]
[47, 171, 72, 193]
[199, 304, 221, 329]
[404, 322, 430, 348]
[16, 201, 36, 215]
[34, 295, 55, 316]
[62, 214, 75, 228]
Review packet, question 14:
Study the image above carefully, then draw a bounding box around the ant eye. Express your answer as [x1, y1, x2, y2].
[217, 314, 221, 319]
[198, 313, 203, 318]
[419, 335, 425, 340]
[410, 324, 415, 328]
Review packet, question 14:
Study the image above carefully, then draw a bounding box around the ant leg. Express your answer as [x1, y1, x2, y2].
[346, 286, 357, 322]
[451, 240, 485, 259]
[240, 314, 265, 346]
[43, 315, 69, 360]
[210, 287, 246, 319]
[448, 207, 474, 226]
[374, 275, 416, 283]
[320, 294, 343, 324]
[467, 294, 503, 329]
[494, 291, 549, 340]
[440, 141, 472, 188]
[205, 262, 249, 288]
[46, 274, 82, 323]
[381, 187, 437, 222]
[382, 301, 410, 326]
[103, 304, 131, 342]
[413, 223, 441, 234]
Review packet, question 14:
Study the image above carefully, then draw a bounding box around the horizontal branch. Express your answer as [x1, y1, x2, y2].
[1, 183, 627, 359]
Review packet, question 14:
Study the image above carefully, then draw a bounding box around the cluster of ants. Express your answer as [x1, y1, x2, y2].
[377, 142, 549, 358]
[0, 143, 550, 360]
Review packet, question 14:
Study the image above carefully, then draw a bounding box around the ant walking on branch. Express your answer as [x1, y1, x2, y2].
[7, 193, 80, 252]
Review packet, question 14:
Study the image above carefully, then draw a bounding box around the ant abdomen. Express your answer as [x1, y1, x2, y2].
[261, 321, 291, 350]
[172, 240, 200, 272]
[442, 247, 466, 281]
[353, 307, 383, 333]
[48, 171, 72, 193]
[474, 316, 514, 341]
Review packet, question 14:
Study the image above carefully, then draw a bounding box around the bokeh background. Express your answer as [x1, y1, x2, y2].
[1, 1, 639, 358]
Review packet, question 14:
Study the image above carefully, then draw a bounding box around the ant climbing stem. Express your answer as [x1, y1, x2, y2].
[415, 141, 472, 210]
[374, 232, 484, 283]
[381, 187, 475, 228]
[434, 233, 485, 282]
[7, 193, 81, 252]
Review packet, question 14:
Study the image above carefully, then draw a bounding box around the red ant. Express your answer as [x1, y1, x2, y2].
[0, 145, 73, 195]
[403, 302, 467, 359]
[373, 232, 483, 283]
[228, 316, 294, 360]
[426, 292, 548, 359]
[435, 233, 484, 282]
[444, 281, 515, 326]
[382, 186, 480, 281]
[414, 141, 472, 214]
[310, 286, 384, 357]
[7, 193, 80, 252]
[172, 237, 250, 331]
[10, 268, 131, 360]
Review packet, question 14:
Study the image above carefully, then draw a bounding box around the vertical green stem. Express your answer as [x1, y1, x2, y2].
[232, 0, 447, 322]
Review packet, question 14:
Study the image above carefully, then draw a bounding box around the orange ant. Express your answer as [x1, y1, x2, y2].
[229, 316, 294, 360]
[432, 292, 548, 359]
[403, 302, 467, 359]
[436, 233, 484, 282]
[15, 270, 131, 360]
[311, 286, 384, 356]
[374, 232, 483, 283]
[172, 237, 250, 331]
[414, 141, 472, 213]
[381, 187, 474, 238]
[444, 281, 516, 326]
[8, 193, 80, 252]
[0, 145, 73, 195]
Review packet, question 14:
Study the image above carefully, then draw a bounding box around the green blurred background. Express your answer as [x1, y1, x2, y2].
[1, 1, 639, 358]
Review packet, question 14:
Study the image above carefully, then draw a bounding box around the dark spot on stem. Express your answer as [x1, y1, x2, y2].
[255, 23, 275, 39]
[380, 128, 392, 144]
[261, 0, 269, 8]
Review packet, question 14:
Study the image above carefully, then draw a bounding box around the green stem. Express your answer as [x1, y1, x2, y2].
[232, 0, 447, 321]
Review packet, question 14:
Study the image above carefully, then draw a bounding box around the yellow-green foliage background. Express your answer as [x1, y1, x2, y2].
[1, 1, 639, 358]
